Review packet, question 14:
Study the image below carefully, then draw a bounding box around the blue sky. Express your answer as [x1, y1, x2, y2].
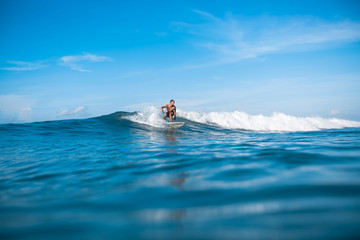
[1, 0, 360, 123]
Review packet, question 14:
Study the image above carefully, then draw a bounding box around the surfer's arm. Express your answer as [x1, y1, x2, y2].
[161, 105, 167, 112]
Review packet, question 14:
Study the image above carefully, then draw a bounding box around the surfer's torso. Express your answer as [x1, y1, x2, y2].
[167, 104, 176, 113]
[165, 104, 176, 117]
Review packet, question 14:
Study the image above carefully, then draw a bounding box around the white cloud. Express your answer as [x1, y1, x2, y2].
[18, 107, 32, 122]
[0, 60, 47, 71]
[59, 52, 112, 72]
[0, 95, 33, 122]
[172, 11, 360, 66]
[57, 106, 87, 117]
[21, 107, 32, 111]
[330, 109, 340, 115]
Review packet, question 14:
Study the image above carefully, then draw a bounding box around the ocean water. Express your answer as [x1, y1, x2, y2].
[1, 108, 360, 240]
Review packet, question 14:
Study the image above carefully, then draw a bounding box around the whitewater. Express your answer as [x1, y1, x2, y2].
[126, 106, 360, 131]
[1, 108, 360, 239]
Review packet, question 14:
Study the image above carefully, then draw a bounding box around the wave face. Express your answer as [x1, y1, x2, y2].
[1, 109, 360, 239]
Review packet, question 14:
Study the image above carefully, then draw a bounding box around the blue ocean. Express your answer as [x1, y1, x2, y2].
[1, 108, 360, 240]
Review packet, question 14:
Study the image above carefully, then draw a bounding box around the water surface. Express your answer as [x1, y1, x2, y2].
[1, 111, 360, 239]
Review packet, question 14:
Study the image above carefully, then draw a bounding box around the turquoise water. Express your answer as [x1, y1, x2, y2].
[1, 111, 360, 239]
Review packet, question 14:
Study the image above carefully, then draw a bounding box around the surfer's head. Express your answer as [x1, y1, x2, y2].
[170, 99, 175, 105]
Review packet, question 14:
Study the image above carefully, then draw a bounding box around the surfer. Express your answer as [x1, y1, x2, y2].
[161, 99, 176, 122]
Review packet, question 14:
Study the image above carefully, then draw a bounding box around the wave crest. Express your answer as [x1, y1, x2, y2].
[178, 110, 360, 132]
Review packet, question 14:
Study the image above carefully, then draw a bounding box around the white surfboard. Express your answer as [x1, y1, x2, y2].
[166, 122, 185, 128]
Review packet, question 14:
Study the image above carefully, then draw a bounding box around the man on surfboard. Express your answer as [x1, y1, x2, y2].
[161, 99, 176, 122]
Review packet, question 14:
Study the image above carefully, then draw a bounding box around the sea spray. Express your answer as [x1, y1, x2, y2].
[123, 106, 167, 128]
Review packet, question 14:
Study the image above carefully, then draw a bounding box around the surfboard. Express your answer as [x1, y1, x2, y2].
[166, 122, 185, 128]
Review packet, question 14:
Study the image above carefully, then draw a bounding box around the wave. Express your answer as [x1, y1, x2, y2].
[118, 106, 360, 132]
[5, 107, 358, 133]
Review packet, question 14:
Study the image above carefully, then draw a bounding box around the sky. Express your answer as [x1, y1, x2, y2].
[1, 0, 360, 123]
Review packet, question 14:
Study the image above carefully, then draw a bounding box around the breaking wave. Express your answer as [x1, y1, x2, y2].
[121, 106, 360, 132]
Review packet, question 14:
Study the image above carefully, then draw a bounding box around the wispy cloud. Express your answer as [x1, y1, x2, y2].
[59, 52, 112, 72]
[57, 106, 87, 117]
[0, 60, 47, 71]
[172, 11, 360, 66]
[192, 9, 222, 22]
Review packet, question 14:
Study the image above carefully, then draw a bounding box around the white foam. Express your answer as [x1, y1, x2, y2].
[124, 106, 167, 128]
[178, 110, 360, 132]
